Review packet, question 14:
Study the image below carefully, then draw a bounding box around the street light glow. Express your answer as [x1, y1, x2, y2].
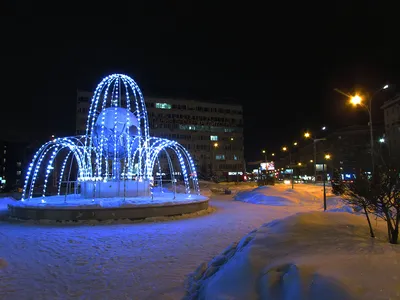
[304, 132, 310, 138]
[325, 154, 331, 160]
[379, 137, 385, 143]
[271, 153, 275, 156]
[214, 142, 218, 148]
[310, 159, 313, 163]
[383, 84, 389, 90]
[298, 162, 302, 166]
[230, 137, 234, 141]
[322, 126, 326, 130]
[350, 94, 362, 106]
[262, 149, 266, 153]
[282, 146, 287, 151]
[293, 142, 297, 146]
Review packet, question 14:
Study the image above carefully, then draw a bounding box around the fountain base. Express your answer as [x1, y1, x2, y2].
[80, 179, 151, 198]
[7, 192, 209, 221]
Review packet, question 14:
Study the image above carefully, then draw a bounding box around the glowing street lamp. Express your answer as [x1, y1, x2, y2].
[336, 84, 389, 173]
[282, 146, 287, 151]
[322, 126, 326, 131]
[262, 149, 267, 161]
[293, 142, 298, 146]
[213, 142, 218, 148]
[323, 153, 331, 211]
[350, 94, 362, 106]
[379, 137, 385, 143]
[298, 162, 302, 166]
[271, 153, 275, 156]
[304, 131, 326, 182]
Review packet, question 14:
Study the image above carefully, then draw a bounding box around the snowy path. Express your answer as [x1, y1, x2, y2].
[0, 195, 312, 300]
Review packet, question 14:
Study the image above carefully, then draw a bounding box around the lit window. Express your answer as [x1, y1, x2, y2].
[16, 171, 21, 176]
[16, 162, 21, 167]
[155, 103, 171, 109]
[216, 155, 225, 160]
[210, 135, 218, 141]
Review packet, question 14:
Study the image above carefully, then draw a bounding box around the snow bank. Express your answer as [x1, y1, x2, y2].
[187, 211, 400, 299]
[234, 186, 294, 206]
[233, 185, 319, 206]
[234, 184, 357, 212]
[0, 197, 17, 220]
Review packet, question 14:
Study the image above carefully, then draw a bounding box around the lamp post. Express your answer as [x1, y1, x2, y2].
[323, 153, 331, 211]
[212, 142, 218, 177]
[336, 84, 389, 174]
[304, 132, 326, 183]
[282, 146, 294, 189]
[262, 149, 267, 162]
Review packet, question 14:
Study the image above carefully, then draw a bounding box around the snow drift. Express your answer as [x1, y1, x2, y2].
[187, 211, 400, 300]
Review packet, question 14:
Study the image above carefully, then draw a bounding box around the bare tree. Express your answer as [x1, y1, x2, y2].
[343, 171, 375, 238]
[369, 167, 400, 244]
[343, 166, 400, 244]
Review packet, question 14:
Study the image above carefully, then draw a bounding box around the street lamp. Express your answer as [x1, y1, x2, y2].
[304, 131, 326, 183]
[323, 153, 331, 211]
[262, 149, 267, 161]
[282, 146, 294, 189]
[211, 142, 219, 176]
[293, 142, 298, 146]
[337, 84, 389, 173]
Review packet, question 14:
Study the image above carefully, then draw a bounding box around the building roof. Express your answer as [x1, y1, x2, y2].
[381, 94, 400, 110]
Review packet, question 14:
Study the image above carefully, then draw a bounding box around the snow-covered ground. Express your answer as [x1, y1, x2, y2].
[0, 183, 393, 299]
[0, 186, 305, 300]
[234, 183, 349, 210]
[188, 212, 400, 299]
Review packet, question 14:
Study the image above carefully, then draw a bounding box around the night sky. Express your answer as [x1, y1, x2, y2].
[2, 3, 399, 161]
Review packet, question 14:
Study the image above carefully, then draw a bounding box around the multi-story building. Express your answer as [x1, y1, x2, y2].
[382, 94, 400, 163]
[76, 91, 245, 180]
[0, 139, 39, 191]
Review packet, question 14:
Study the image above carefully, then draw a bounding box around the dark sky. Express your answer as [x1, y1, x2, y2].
[2, 3, 400, 161]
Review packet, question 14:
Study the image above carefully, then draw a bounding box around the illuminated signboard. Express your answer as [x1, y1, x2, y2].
[260, 162, 275, 170]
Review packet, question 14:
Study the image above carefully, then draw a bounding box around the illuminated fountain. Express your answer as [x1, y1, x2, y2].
[8, 74, 208, 220]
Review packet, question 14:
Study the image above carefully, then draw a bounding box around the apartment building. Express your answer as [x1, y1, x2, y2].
[382, 95, 400, 163]
[76, 91, 245, 179]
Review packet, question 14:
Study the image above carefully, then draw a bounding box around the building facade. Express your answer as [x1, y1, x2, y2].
[0, 140, 38, 191]
[76, 91, 245, 180]
[382, 95, 400, 163]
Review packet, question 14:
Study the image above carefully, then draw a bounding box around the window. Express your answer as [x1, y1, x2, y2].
[155, 103, 172, 109]
[216, 154, 225, 160]
[16, 162, 21, 167]
[16, 171, 21, 176]
[210, 135, 218, 141]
